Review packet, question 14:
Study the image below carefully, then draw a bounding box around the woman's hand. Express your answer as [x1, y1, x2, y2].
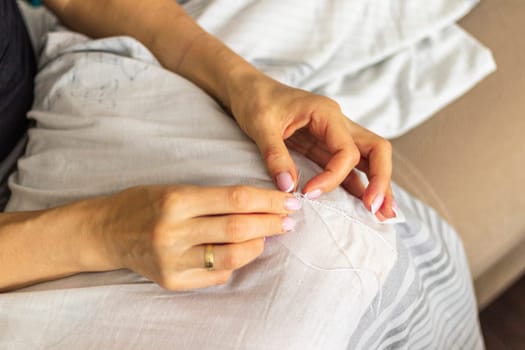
[1, 184, 299, 292]
[93, 185, 300, 290]
[228, 73, 395, 220]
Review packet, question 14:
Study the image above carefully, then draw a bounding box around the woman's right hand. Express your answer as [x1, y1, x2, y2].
[91, 185, 300, 291]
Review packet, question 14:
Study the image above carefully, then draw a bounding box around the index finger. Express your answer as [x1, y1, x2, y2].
[303, 119, 359, 194]
[171, 185, 299, 218]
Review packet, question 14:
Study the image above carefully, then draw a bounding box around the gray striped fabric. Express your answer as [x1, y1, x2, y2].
[347, 186, 484, 349]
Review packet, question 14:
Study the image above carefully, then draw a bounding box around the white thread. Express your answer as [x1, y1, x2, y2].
[278, 195, 390, 316]
[295, 193, 396, 253]
[276, 240, 383, 317]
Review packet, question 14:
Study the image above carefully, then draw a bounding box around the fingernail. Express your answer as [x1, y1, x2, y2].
[285, 197, 302, 211]
[276, 172, 294, 193]
[371, 193, 384, 214]
[282, 217, 296, 232]
[305, 189, 322, 200]
[392, 200, 399, 217]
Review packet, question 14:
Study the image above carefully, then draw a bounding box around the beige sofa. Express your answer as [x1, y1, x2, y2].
[390, 0, 525, 309]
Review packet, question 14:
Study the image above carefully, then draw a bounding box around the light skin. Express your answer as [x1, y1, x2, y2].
[0, 0, 395, 292]
[0, 186, 298, 292]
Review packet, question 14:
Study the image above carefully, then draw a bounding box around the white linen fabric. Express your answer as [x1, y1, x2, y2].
[17, 0, 495, 140]
[1, 186, 482, 349]
[183, 0, 495, 138]
[1, 1, 489, 348]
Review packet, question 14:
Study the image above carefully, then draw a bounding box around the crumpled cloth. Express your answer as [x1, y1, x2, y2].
[1, 1, 486, 348]
[19, 0, 495, 139]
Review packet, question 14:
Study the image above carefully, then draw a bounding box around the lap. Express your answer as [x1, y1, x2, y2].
[1, 28, 485, 348]
[3, 182, 480, 349]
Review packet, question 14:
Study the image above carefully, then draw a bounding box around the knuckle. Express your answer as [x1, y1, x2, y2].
[225, 216, 245, 242]
[377, 139, 392, 154]
[221, 250, 242, 270]
[273, 216, 285, 234]
[157, 272, 179, 291]
[158, 188, 182, 213]
[269, 196, 282, 212]
[347, 145, 361, 166]
[322, 96, 341, 111]
[266, 215, 278, 235]
[228, 186, 251, 210]
[262, 145, 286, 164]
[311, 95, 342, 114]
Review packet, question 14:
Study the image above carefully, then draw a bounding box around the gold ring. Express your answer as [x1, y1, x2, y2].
[204, 244, 214, 270]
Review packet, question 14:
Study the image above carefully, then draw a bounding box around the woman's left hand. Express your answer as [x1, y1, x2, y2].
[228, 73, 396, 220]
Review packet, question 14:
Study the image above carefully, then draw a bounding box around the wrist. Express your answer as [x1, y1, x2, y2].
[224, 66, 268, 110]
[57, 197, 122, 273]
[150, 15, 262, 110]
[0, 198, 119, 291]
[226, 71, 284, 126]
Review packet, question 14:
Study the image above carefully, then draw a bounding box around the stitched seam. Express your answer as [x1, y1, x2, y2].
[309, 202, 357, 269]
[298, 196, 396, 253]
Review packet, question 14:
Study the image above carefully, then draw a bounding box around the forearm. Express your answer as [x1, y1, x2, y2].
[43, 0, 261, 109]
[0, 199, 114, 292]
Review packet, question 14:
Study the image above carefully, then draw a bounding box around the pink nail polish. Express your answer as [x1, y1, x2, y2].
[305, 189, 322, 200]
[282, 217, 296, 232]
[371, 193, 385, 214]
[285, 198, 302, 211]
[276, 172, 294, 193]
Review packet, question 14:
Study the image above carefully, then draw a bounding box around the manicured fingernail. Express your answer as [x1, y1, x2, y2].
[392, 200, 399, 217]
[282, 217, 296, 232]
[276, 172, 294, 192]
[371, 193, 384, 214]
[305, 189, 322, 200]
[285, 197, 302, 211]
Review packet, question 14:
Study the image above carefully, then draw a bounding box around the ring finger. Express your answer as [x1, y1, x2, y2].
[181, 238, 266, 270]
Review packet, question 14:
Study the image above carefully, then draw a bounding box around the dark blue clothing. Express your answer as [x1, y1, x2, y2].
[0, 0, 36, 210]
[0, 0, 36, 162]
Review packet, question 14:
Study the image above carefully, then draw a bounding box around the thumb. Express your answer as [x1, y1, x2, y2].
[256, 132, 297, 193]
